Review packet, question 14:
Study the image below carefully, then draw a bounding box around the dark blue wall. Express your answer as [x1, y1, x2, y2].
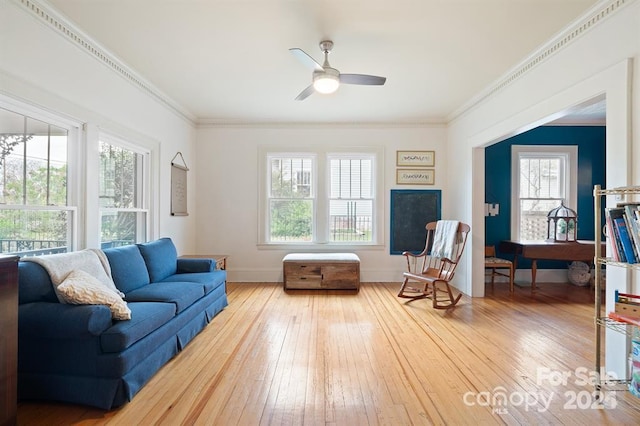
[485, 126, 606, 268]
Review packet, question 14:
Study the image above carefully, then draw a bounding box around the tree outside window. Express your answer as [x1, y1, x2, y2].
[99, 140, 148, 247]
[268, 156, 313, 242]
[0, 107, 72, 255]
[265, 151, 377, 245]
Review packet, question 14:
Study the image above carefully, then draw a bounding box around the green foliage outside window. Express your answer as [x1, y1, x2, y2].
[270, 200, 312, 241]
[99, 141, 143, 245]
[269, 157, 313, 241]
[0, 126, 70, 253]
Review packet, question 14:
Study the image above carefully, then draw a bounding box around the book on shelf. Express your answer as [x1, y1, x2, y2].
[613, 217, 637, 263]
[605, 207, 625, 262]
[622, 203, 640, 260]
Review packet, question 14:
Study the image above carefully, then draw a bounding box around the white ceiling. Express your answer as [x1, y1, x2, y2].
[46, 0, 601, 124]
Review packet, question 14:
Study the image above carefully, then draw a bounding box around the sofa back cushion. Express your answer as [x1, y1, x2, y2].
[18, 261, 58, 305]
[103, 244, 150, 293]
[137, 237, 178, 283]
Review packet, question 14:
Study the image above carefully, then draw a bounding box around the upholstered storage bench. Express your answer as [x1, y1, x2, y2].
[283, 253, 360, 291]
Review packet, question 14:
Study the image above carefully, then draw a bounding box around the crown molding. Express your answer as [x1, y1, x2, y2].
[12, 0, 197, 125]
[447, 0, 635, 123]
[544, 120, 606, 126]
[195, 119, 447, 129]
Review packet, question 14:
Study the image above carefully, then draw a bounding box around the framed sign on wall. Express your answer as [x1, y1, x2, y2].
[171, 152, 189, 216]
[396, 169, 435, 185]
[396, 150, 435, 167]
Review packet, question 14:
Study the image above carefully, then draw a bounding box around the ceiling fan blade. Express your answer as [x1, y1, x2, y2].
[289, 48, 324, 72]
[340, 74, 386, 86]
[295, 84, 315, 101]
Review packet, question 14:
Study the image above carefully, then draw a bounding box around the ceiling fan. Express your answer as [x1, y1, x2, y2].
[289, 40, 386, 101]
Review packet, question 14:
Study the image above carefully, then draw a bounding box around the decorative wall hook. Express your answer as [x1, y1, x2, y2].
[171, 151, 189, 171]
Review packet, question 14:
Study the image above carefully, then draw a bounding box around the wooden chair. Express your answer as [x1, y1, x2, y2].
[484, 246, 514, 292]
[398, 221, 470, 309]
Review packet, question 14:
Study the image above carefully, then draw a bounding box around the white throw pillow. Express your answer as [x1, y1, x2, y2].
[57, 269, 131, 320]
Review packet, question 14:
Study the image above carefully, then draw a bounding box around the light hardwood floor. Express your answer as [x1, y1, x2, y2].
[17, 282, 640, 425]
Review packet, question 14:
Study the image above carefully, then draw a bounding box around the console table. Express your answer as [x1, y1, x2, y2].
[283, 253, 360, 291]
[499, 240, 604, 290]
[0, 255, 18, 426]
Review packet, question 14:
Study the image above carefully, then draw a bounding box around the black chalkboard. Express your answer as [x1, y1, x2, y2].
[390, 189, 441, 254]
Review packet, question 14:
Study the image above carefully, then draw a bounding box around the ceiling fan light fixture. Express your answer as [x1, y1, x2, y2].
[313, 75, 339, 94]
[313, 67, 340, 94]
[290, 41, 385, 100]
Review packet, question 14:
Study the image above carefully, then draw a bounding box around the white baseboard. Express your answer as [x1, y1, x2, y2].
[229, 268, 573, 289]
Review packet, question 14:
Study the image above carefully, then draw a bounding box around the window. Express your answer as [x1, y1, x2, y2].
[99, 138, 149, 247]
[0, 106, 76, 255]
[261, 147, 382, 246]
[267, 155, 315, 242]
[511, 145, 577, 240]
[328, 155, 374, 242]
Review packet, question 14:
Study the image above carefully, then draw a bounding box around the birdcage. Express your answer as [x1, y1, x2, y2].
[547, 201, 577, 242]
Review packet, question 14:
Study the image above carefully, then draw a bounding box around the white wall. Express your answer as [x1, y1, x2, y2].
[0, 0, 198, 253]
[195, 124, 447, 282]
[447, 0, 640, 376]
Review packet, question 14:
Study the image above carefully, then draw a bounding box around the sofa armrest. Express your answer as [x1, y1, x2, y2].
[19, 302, 113, 338]
[177, 258, 215, 273]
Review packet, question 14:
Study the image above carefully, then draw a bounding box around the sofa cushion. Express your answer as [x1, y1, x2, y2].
[161, 270, 227, 295]
[57, 270, 131, 320]
[100, 301, 175, 353]
[18, 262, 58, 305]
[137, 238, 178, 282]
[103, 245, 150, 293]
[124, 282, 204, 314]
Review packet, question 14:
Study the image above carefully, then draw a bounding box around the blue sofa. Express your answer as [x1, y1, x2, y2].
[17, 238, 228, 410]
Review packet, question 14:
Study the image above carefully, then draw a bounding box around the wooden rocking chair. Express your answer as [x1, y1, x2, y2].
[398, 221, 471, 309]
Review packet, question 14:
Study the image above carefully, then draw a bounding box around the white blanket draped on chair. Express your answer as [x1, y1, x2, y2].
[430, 220, 460, 260]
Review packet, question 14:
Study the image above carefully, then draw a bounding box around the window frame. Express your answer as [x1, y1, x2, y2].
[510, 145, 578, 240]
[0, 98, 81, 255]
[98, 133, 151, 245]
[266, 153, 317, 244]
[258, 145, 384, 249]
[326, 152, 376, 244]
